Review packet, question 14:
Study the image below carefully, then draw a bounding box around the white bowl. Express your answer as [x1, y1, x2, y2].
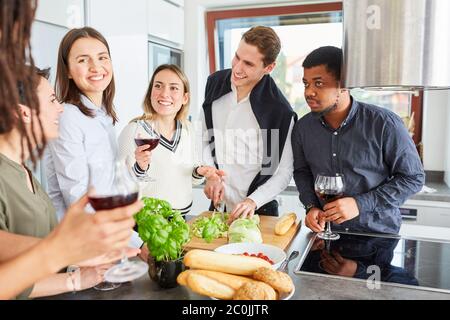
[214, 243, 286, 270]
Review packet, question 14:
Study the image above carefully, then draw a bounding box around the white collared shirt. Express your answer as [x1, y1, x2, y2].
[201, 84, 294, 212]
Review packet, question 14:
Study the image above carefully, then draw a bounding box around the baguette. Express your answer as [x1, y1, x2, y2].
[177, 270, 193, 286]
[274, 212, 297, 235]
[184, 249, 272, 276]
[188, 270, 254, 290]
[186, 272, 235, 300]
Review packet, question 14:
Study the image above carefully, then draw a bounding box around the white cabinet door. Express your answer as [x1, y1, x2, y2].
[148, 0, 184, 46]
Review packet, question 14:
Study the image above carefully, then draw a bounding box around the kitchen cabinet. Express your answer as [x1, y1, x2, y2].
[148, 0, 184, 47]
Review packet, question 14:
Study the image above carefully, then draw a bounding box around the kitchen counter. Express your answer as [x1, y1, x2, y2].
[193, 181, 450, 203]
[41, 225, 450, 300]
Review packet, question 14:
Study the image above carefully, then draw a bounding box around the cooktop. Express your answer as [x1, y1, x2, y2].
[294, 232, 450, 293]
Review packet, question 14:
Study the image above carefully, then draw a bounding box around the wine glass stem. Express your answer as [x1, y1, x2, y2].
[326, 221, 332, 234]
[120, 249, 128, 265]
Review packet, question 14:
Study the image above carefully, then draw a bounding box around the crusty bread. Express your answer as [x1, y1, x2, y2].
[186, 272, 235, 300]
[233, 281, 277, 300]
[253, 267, 294, 293]
[183, 249, 272, 276]
[188, 270, 254, 290]
[274, 213, 297, 235]
[177, 270, 192, 286]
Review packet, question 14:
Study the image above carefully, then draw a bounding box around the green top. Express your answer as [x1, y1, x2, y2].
[0, 153, 57, 237]
[0, 153, 58, 300]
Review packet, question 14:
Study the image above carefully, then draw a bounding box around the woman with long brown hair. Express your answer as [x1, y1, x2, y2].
[0, 0, 140, 300]
[44, 27, 119, 222]
[118, 64, 224, 217]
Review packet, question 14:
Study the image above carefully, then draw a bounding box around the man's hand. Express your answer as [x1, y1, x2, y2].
[323, 197, 359, 224]
[305, 207, 326, 233]
[196, 166, 226, 181]
[203, 177, 225, 205]
[320, 250, 357, 277]
[135, 145, 152, 171]
[228, 198, 257, 224]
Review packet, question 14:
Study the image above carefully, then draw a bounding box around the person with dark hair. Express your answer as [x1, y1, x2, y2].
[118, 64, 223, 217]
[0, 1, 140, 300]
[0, 67, 141, 298]
[292, 46, 425, 234]
[201, 26, 297, 223]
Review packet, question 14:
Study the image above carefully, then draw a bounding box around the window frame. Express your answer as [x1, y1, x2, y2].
[205, 3, 423, 146]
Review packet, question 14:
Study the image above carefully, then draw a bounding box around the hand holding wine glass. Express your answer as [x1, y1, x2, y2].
[314, 174, 345, 241]
[134, 119, 160, 182]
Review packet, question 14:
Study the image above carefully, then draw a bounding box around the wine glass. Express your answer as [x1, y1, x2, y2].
[88, 160, 149, 287]
[134, 119, 160, 182]
[314, 174, 345, 241]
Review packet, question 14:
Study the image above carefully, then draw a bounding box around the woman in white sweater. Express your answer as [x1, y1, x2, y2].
[118, 64, 223, 216]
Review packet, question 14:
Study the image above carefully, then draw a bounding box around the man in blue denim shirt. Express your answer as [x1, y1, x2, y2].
[292, 46, 425, 234]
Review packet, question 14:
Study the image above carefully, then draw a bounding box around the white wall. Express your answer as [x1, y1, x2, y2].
[184, 0, 324, 120]
[86, 0, 149, 134]
[184, 0, 450, 174]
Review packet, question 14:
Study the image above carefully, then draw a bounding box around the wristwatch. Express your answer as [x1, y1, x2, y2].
[305, 204, 316, 214]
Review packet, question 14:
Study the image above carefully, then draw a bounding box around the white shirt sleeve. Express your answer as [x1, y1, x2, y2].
[247, 118, 295, 209]
[48, 109, 89, 210]
[129, 230, 144, 248]
[198, 111, 216, 168]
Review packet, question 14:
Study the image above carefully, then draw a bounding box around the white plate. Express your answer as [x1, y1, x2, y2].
[214, 243, 287, 269]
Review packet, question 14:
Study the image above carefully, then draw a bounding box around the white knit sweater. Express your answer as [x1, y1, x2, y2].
[118, 120, 204, 215]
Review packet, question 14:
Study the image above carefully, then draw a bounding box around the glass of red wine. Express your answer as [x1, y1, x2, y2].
[134, 120, 160, 182]
[314, 174, 345, 241]
[88, 160, 148, 288]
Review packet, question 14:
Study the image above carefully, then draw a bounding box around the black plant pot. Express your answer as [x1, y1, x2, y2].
[147, 255, 185, 288]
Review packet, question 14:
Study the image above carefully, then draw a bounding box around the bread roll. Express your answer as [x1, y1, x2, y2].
[233, 281, 277, 300]
[253, 267, 294, 294]
[186, 272, 235, 300]
[184, 249, 272, 276]
[274, 213, 297, 235]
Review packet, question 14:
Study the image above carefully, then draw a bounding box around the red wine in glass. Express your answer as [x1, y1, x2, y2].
[314, 174, 345, 241]
[134, 138, 159, 152]
[89, 192, 139, 210]
[316, 191, 344, 204]
[88, 160, 148, 286]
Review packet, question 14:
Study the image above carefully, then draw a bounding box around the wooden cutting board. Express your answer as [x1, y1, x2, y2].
[185, 212, 301, 252]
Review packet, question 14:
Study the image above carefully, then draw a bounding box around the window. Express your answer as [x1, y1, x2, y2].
[206, 3, 423, 145]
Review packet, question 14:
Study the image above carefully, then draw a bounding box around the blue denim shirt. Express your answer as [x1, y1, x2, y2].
[292, 98, 425, 234]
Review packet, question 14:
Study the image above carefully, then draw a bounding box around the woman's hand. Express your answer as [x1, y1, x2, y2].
[78, 264, 114, 291]
[44, 194, 142, 271]
[135, 145, 152, 171]
[76, 247, 141, 267]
